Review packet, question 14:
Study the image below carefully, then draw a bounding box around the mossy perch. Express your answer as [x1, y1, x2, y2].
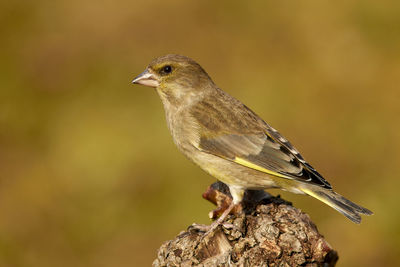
[153, 182, 338, 267]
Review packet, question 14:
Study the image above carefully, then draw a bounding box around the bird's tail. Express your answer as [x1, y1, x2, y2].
[299, 186, 373, 224]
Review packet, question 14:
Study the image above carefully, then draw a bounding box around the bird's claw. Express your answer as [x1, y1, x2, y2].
[189, 223, 211, 232]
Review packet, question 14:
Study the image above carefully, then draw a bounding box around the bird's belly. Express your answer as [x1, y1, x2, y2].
[191, 151, 278, 190]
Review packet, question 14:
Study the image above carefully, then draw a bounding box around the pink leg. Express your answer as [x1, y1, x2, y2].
[203, 200, 236, 236]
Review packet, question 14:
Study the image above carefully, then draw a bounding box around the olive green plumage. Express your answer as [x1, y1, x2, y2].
[132, 54, 372, 224]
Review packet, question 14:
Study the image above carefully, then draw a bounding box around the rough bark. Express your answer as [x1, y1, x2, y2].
[153, 182, 338, 267]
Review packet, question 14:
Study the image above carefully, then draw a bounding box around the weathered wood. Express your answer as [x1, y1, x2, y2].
[153, 182, 338, 267]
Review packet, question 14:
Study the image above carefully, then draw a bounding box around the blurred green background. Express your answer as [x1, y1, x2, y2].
[1, 0, 399, 266]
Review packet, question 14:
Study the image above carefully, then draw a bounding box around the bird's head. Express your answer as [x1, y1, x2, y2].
[132, 54, 214, 104]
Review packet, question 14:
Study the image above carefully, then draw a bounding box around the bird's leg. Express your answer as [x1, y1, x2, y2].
[190, 200, 237, 234]
[190, 184, 244, 236]
[189, 200, 237, 233]
[203, 200, 236, 236]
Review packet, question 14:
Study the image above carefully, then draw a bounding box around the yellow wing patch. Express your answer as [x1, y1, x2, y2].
[234, 157, 289, 179]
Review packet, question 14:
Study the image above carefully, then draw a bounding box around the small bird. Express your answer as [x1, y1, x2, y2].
[132, 54, 372, 229]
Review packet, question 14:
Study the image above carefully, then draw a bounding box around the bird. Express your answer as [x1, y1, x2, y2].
[132, 54, 372, 231]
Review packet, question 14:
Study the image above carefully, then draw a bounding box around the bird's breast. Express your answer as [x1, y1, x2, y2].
[163, 105, 201, 159]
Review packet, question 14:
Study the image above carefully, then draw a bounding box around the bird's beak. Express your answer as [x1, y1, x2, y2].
[132, 69, 159, 88]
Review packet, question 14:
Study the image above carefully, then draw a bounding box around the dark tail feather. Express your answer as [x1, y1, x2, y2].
[300, 187, 373, 224]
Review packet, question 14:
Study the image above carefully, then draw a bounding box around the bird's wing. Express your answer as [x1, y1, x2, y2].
[191, 92, 331, 189]
[198, 130, 331, 189]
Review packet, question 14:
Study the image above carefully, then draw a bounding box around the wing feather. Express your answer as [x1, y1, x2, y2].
[191, 90, 331, 189]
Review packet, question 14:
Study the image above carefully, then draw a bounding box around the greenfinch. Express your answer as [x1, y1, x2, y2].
[132, 54, 372, 228]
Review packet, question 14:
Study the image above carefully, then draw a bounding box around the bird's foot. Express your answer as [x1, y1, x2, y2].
[189, 223, 210, 232]
[190, 222, 235, 232]
[189, 201, 238, 241]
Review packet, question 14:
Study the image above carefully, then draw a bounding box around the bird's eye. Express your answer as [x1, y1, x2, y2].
[161, 65, 172, 75]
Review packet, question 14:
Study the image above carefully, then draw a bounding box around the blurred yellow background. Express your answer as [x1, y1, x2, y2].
[1, 0, 399, 266]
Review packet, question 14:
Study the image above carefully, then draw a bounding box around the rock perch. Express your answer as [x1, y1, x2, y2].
[153, 182, 338, 267]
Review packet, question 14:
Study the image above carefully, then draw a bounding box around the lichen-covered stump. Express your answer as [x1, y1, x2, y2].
[153, 182, 338, 267]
